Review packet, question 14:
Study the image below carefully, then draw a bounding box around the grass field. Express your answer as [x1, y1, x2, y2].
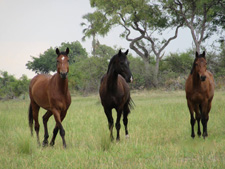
[0, 90, 224, 168]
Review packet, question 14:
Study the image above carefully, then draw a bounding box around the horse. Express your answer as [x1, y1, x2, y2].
[185, 51, 214, 138]
[99, 49, 133, 141]
[28, 48, 71, 148]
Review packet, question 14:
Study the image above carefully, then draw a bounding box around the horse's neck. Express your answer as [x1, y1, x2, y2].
[107, 69, 118, 92]
[53, 74, 69, 94]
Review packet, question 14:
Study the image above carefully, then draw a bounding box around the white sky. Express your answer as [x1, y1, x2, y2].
[0, 0, 222, 78]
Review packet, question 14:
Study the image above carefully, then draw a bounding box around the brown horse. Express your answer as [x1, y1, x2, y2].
[99, 49, 133, 141]
[28, 48, 71, 148]
[185, 51, 214, 138]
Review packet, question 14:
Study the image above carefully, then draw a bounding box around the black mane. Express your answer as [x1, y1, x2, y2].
[107, 54, 118, 74]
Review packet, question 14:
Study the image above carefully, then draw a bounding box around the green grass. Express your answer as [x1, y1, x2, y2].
[0, 90, 224, 168]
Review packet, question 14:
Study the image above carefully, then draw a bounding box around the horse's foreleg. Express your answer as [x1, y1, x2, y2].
[104, 108, 114, 141]
[50, 125, 59, 147]
[187, 100, 195, 138]
[194, 105, 201, 137]
[51, 111, 66, 148]
[201, 101, 211, 138]
[42, 111, 52, 147]
[115, 109, 122, 141]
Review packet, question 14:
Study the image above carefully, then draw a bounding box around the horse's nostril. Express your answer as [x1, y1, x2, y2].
[200, 76, 206, 81]
[60, 72, 68, 79]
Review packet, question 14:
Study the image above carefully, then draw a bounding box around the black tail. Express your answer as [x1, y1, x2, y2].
[128, 97, 135, 110]
[28, 104, 33, 136]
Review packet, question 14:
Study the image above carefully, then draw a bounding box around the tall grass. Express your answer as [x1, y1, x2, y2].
[0, 91, 224, 168]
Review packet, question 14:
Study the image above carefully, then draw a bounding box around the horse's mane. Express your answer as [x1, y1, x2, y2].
[107, 54, 118, 74]
[190, 54, 206, 74]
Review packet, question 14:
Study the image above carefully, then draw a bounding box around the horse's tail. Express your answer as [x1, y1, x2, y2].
[128, 97, 135, 111]
[28, 104, 33, 136]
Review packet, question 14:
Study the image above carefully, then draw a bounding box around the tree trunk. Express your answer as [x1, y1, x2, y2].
[92, 33, 96, 57]
[154, 55, 160, 86]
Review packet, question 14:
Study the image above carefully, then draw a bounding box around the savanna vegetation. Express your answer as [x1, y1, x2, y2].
[0, 91, 224, 168]
[0, 1, 224, 168]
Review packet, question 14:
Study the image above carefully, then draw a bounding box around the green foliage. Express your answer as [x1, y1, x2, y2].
[0, 71, 29, 99]
[26, 41, 88, 74]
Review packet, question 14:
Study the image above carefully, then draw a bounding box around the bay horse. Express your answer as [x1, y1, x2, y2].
[28, 48, 71, 148]
[185, 51, 214, 138]
[99, 49, 133, 141]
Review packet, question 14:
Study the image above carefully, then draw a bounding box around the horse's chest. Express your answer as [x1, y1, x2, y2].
[190, 90, 208, 103]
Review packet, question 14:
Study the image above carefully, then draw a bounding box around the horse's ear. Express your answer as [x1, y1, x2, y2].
[66, 47, 69, 55]
[202, 51, 205, 58]
[118, 49, 122, 55]
[56, 48, 60, 56]
[125, 49, 129, 55]
[195, 51, 199, 58]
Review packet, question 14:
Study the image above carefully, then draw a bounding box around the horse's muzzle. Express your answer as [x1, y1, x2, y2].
[200, 75, 206, 81]
[60, 72, 68, 79]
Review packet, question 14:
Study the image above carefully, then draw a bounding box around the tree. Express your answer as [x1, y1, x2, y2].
[163, 0, 225, 53]
[0, 71, 29, 99]
[85, 0, 183, 85]
[81, 12, 109, 56]
[26, 41, 88, 74]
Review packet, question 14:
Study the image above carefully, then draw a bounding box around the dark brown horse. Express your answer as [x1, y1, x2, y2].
[185, 51, 214, 138]
[28, 48, 71, 148]
[99, 49, 133, 141]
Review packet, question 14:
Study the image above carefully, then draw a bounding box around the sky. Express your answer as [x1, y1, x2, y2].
[0, 0, 222, 78]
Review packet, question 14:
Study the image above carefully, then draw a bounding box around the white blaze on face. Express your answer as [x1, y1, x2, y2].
[61, 56, 65, 61]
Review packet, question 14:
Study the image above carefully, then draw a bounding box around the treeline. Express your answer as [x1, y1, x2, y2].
[0, 71, 29, 100]
[1, 41, 224, 99]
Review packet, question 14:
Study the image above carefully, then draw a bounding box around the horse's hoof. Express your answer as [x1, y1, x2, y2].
[191, 134, 195, 138]
[125, 134, 129, 139]
[50, 141, 54, 146]
[42, 140, 48, 147]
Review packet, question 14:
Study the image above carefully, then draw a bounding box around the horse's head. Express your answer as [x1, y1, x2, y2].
[56, 48, 70, 79]
[194, 51, 207, 81]
[108, 49, 133, 83]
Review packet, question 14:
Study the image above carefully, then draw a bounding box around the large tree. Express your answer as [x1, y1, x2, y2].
[162, 0, 225, 53]
[81, 12, 109, 56]
[86, 0, 183, 85]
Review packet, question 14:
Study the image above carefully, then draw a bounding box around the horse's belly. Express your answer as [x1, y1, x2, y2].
[30, 78, 50, 109]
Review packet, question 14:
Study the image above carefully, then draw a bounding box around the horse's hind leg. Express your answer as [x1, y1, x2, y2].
[42, 111, 52, 147]
[187, 100, 195, 138]
[31, 102, 41, 145]
[104, 108, 114, 141]
[123, 104, 130, 139]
